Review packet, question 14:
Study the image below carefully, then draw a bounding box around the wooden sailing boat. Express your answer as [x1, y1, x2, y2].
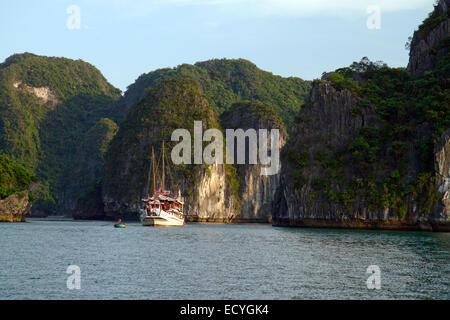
[140, 142, 185, 226]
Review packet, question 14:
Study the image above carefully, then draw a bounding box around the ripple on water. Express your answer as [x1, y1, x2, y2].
[0, 221, 449, 299]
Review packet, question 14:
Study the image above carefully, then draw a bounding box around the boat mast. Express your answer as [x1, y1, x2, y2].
[162, 141, 165, 192]
[152, 146, 156, 197]
[146, 157, 152, 197]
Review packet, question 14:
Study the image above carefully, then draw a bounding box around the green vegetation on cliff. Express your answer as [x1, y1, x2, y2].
[0, 154, 35, 199]
[0, 53, 122, 212]
[416, 5, 449, 40]
[290, 52, 449, 217]
[71, 118, 119, 216]
[328, 55, 449, 141]
[220, 100, 286, 132]
[81, 118, 119, 162]
[104, 78, 237, 206]
[122, 59, 311, 130]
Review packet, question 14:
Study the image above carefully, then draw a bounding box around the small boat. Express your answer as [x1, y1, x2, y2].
[114, 219, 127, 228]
[140, 142, 185, 227]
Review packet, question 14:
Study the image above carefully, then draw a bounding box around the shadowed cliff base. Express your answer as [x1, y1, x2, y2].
[185, 216, 272, 224]
[272, 218, 450, 232]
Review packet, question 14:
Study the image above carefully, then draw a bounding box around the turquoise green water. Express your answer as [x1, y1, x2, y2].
[0, 220, 448, 299]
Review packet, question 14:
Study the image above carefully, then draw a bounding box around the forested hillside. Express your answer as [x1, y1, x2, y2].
[0, 53, 123, 213]
[121, 58, 311, 130]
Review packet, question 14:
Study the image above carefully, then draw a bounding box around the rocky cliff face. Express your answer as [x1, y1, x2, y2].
[98, 58, 308, 222]
[273, 82, 441, 230]
[432, 129, 450, 229]
[410, 0, 450, 230]
[407, 0, 450, 77]
[0, 183, 37, 222]
[220, 101, 287, 223]
[273, 82, 409, 230]
[183, 163, 240, 222]
[72, 118, 118, 219]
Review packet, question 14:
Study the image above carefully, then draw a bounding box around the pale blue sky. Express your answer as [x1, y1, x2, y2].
[0, 0, 436, 91]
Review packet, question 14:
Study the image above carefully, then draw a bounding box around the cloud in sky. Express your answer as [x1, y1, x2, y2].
[162, 0, 433, 16]
[97, 0, 434, 19]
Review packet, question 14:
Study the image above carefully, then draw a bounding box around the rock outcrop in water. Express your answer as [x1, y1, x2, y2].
[0, 182, 38, 222]
[0, 154, 38, 222]
[0, 53, 123, 216]
[101, 80, 287, 222]
[96, 59, 309, 221]
[102, 78, 240, 220]
[272, 80, 441, 230]
[272, 1, 450, 231]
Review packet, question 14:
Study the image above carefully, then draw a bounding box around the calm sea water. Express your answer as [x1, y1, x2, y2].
[0, 220, 449, 300]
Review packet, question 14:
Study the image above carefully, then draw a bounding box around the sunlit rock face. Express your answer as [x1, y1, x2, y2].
[407, 0, 450, 77]
[433, 129, 450, 230]
[220, 101, 287, 223]
[0, 183, 38, 222]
